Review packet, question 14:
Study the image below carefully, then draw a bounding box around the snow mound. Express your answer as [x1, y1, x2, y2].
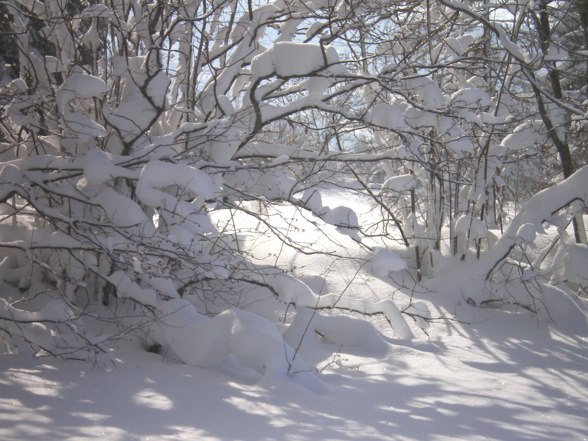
[284, 307, 389, 355]
[561, 244, 588, 288]
[536, 284, 588, 336]
[155, 300, 323, 389]
[321, 205, 359, 228]
[300, 188, 327, 216]
[369, 248, 407, 277]
[265, 273, 413, 339]
[321, 206, 360, 241]
[455, 214, 488, 239]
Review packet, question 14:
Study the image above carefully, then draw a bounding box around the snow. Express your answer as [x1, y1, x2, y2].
[516, 222, 537, 244]
[300, 188, 327, 215]
[1, 309, 587, 441]
[144, 276, 180, 299]
[321, 205, 359, 228]
[369, 248, 407, 277]
[139, 160, 219, 200]
[56, 73, 109, 113]
[2, 179, 588, 440]
[365, 103, 410, 131]
[403, 75, 446, 108]
[560, 243, 588, 287]
[107, 271, 158, 307]
[154, 300, 320, 388]
[224, 168, 297, 201]
[477, 165, 588, 280]
[81, 3, 113, 19]
[83, 149, 137, 186]
[135, 160, 220, 222]
[4, 2, 588, 440]
[450, 87, 491, 109]
[62, 113, 107, 138]
[403, 106, 441, 129]
[93, 187, 152, 229]
[455, 214, 488, 239]
[500, 120, 546, 151]
[445, 132, 474, 155]
[444, 35, 474, 56]
[251, 42, 341, 80]
[497, 26, 528, 62]
[0, 298, 72, 322]
[284, 307, 389, 351]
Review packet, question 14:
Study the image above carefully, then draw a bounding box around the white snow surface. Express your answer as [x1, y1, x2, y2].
[369, 248, 408, 276]
[1, 184, 588, 441]
[1, 309, 586, 441]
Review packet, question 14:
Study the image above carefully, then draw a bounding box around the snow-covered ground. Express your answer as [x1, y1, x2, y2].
[1, 187, 587, 441]
[1, 315, 586, 441]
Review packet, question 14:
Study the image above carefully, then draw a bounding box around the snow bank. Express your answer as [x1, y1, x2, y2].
[558, 243, 588, 288]
[321, 206, 359, 228]
[265, 273, 413, 339]
[155, 300, 323, 389]
[455, 214, 488, 240]
[284, 307, 389, 354]
[157, 299, 230, 368]
[296, 188, 360, 240]
[369, 248, 407, 277]
[300, 188, 327, 216]
[535, 283, 588, 336]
